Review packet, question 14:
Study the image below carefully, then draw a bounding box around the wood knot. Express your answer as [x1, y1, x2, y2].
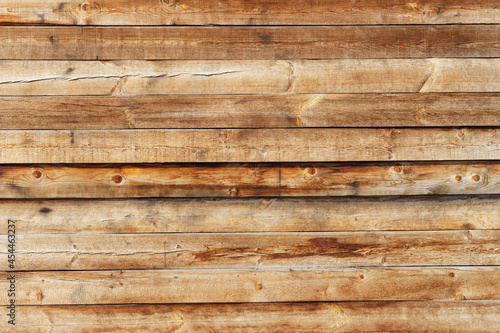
[455, 175, 462, 181]
[306, 167, 317, 175]
[393, 165, 403, 173]
[33, 170, 43, 178]
[81, 2, 92, 11]
[449, 272, 455, 278]
[457, 130, 464, 139]
[229, 188, 239, 197]
[472, 175, 481, 182]
[112, 175, 123, 184]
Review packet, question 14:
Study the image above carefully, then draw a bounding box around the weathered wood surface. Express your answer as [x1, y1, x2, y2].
[2, 26, 500, 60]
[1, 162, 498, 198]
[1, 59, 500, 95]
[0, 0, 499, 25]
[1, 267, 498, 305]
[6, 301, 500, 333]
[2, 93, 500, 129]
[1, 127, 499, 163]
[4, 196, 500, 233]
[2, 231, 498, 270]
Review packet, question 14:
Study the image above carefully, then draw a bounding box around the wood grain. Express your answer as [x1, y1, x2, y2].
[2, 231, 498, 270]
[0, 0, 498, 25]
[1, 127, 500, 163]
[4, 196, 500, 233]
[1, 93, 500, 129]
[6, 302, 500, 333]
[1, 162, 498, 198]
[0, 59, 499, 96]
[1, 267, 498, 305]
[2, 26, 500, 60]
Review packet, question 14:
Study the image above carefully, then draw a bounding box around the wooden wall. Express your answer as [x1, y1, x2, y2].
[0, 1, 499, 331]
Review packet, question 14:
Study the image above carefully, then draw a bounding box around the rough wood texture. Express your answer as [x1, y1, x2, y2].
[1, 127, 499, 163]
[1, 162, 498, 198]
[2, 26, 500, 60]
[5, 302, 500, 332]
[0, 0, 498, 25]
[1, 267, 498, 305]
[1, 93, 500, 129]
[4, 196, 500, 233]
[1, 59, 499, 96]
[2, 231, 498, 270]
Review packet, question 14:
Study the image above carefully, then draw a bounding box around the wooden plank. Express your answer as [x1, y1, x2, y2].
[4, 196, 500, 233]
[8, 301, 500, 332]
[2, 231, 498, 270]
[1, 127, 500, 163]
[0, 1, 498, 25]
[2, 26, 500, 60]
[1, 267, 498, 305]
[1, 162, 498, 198]
[0, 59, 499, 96]
[1, 93, 500, 129]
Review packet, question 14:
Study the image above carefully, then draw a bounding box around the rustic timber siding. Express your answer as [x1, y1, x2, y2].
[0, 1, 499, 332]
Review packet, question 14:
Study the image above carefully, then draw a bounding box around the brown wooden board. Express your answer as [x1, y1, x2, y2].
[1, 26, 500, 60]
[5, 302, 500, 332]
[1, 94, 500, 129]
[3, 196, 499, 233]
[0, 1, 499, 25]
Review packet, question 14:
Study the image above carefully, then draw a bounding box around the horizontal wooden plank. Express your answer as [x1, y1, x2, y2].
[2, 231, 498, 270]
[2, 26, 500, 60]
[1, 93, 500, 129]
[1, 162, 498, 198]
[1, 127, 500, 163]
[0, 59, 499, 96]
[7, 301, 500, 332]
[1, 267, 498, 305]
[4, 196, 500, 233]
[0, 1, 498, 25]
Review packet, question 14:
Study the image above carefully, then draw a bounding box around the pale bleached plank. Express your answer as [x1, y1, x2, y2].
[1, 267, 498, 305]
[4, 196, 500, 233]
[0, 59, 499, 95]
[8, 301, 500, 333]
[1, 26, 500, 60]
[1, 93, 500, 129]
[0, 0, 498, 25]
[1, 231, 498, 270]
[0, 162, 498, 198]
[0, 127, 499, 163]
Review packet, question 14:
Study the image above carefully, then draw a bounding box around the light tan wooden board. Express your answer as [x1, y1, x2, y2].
[2, 26, 500, 60]
[0, 268, 498, 305]
[1, 93, 500, 129]
[4, 302, 500, 332]
[4, 196, 500, 233]
[1, 127, 499, 163]
[0, 0, 498, 25]
[1, 231, 498, 270]
[0, 162, 498, 198]
[0, 59, 499, 95]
